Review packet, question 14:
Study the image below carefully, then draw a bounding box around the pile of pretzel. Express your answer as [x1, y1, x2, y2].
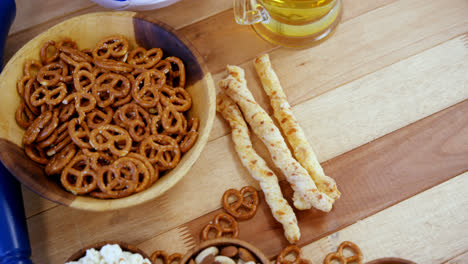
[15, 35, 198, 198]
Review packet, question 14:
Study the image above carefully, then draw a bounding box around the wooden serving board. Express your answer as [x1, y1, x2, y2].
[180, 99, 468, 259]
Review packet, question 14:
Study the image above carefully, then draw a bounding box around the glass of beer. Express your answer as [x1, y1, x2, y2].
[233, 0, 342, 48]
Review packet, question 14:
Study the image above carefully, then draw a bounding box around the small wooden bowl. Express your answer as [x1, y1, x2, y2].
[66, 240, 152, 263]
[181, 238, 270, 264]
[0, 12, 216, 210]
[366, 258, 416, 264]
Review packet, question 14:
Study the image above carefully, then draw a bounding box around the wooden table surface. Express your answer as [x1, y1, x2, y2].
[5, 0, 468, 263]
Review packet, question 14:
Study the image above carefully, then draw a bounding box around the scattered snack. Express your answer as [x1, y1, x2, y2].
[151, 250, 183, 264]
[65, 244, 151, 264]
[222, 186, 259, 221]
[323, 241, 363, 264]
[216, 94, 300, 243]
[254, 54, 340, 202]
[276, 245, 311, 264]
[218, 65, 333, 212]
[15, 36, 199, 198]
[189, 244, 261, 264]
[201, 212, 240, 241]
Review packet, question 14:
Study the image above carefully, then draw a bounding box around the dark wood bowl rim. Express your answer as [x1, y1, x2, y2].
[181, 238, 270, 264]
[366, 257, 417, 264]
[66, 240, 152, 263]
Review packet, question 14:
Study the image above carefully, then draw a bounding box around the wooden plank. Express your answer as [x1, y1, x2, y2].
[207, 0, 468, 142]
[26, 34, 468, 263]
[299, 172, 468, 264]
[22, 187, 57, 218]
[443, 251, 468, 264]
[10, 0, 96, 35]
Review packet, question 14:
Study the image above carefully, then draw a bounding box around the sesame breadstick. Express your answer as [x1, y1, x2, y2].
[219, 65, 333, 212]
[217, 93, 300, 243]
[254, 54, 340, 201]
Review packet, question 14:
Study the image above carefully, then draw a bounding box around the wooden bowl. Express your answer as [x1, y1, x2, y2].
[66, 240, 152, 263]
[366, 258, 416, 264]
[0, 12, 215, 210]
[181, 238, 270, 264]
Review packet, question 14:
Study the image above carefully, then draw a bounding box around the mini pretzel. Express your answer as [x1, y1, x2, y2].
[68, 118, 92, 149]
[324, 241, 363, 264]
[63, 92, 97, 122]
[92, 72, 131, 107]
[59, 46, 93, 64]
[150, 251, 183, 264]
[61, 154, 98, 195]
[222, 186, 259, 221]
[165, 57, 186, 88]
[276, 245, 304, 264]
[89, 124, 132, 157]
[91, 157, 145, 198]
[128, 47, 163, 69]
[86, 107, 113, 129]
[201, 212, 239, 241]
[45, 143, 77, 175]
[92, 35, 129, 60]
[94, 58, 133, 73]
[73, 62, 95, 92]
[40, 40, 59, 65]
[114, 103, 151, 142]
[36, 62, 68, 87]
[132, 69, 164, 108]
[114, 156, 151, 193]
[30, 82, 67, 107]
[159, 86, 192, 112]
[23, 59, 43, 77]
[58, 102, 75, 122]
[139, 134, 180, 169]
[82, 149, 115, 171]
[23, 110, 52, 144]
[16, 102, 36, 129]
[127, 152, 158, 184]
[161, 107, 185, 134]
[179, 117, 199, 153]
[24, 144, 49, 165]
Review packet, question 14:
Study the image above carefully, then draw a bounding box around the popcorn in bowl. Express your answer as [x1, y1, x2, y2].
[66, 244, 151, 264]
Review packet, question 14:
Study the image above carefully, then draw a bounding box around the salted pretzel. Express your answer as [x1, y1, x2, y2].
[60, 154, 98, 195]
[139, 134, 180, 169]
[23, 59, 43, 78]
[128, 47, 163, 69]
[92, 35, 129, 60]
[150, 251, 183, 264]
[93, 72, 131, 108]
[132, 69, 164, 108]
[323, 241, 363, 264]
[30, 82, 67, 107]
[86, 107, 113, 129]
[40, 40, 59, 65]
[222, 186, 259, 221]
[201, 212, 239, 241]
[161, 107, 186, 135]
[23, 110, 54, 144]
[179, 117, 199, 153]
[89, 124, 132, 157]
[68, 118, 92, 149]
[24, 144, 49, 165]
[165, 56, 185, 88]
[276, 245, 306, 264]
[159, 86, 192, 112]
[72, 62, 95, 92]
[45, 144, 77, 175]
[16, 102, 36, 129]
[36, 61, 69, 87]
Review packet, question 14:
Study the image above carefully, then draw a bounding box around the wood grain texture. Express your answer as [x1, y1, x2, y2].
[25, 33, 468, 263]
[300, 172, 468, 264]
[181, 99, 468, 257]
[443, 251, 468, 264]
[10, 0, 96, 34]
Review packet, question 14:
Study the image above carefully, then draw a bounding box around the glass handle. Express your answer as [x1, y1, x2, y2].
[233, 0, 270, 25]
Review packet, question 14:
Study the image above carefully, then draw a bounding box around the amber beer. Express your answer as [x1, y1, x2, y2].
[234, 0, 342, 47]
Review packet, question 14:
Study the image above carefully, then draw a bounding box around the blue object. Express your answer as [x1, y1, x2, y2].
[0, 0, 33, 263]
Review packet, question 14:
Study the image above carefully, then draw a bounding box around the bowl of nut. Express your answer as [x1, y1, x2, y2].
[0, 12, 215, 210]
[66, 241, 152, 263]
[181, 238, 270, 264]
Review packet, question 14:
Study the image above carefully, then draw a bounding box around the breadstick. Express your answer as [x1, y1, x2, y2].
[216, 93, 300, 243]
[219, 65, 333, 212]
[254, 54, 340, 201]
